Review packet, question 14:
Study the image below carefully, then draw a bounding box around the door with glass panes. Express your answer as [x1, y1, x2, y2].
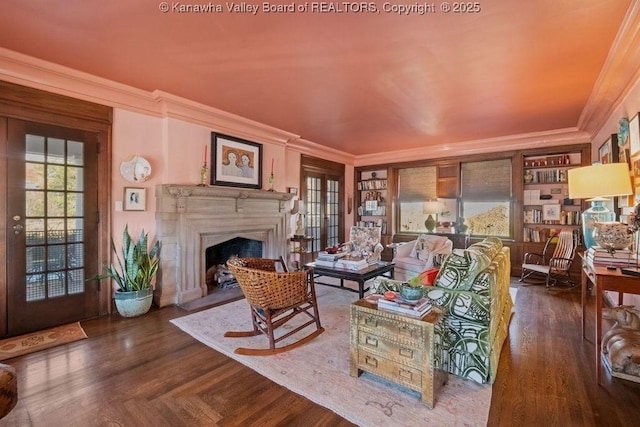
[304, 171, 343, 253]
[6, 120, 100, 336]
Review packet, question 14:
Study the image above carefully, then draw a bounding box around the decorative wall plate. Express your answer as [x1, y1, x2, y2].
[120, 155, 151, 183]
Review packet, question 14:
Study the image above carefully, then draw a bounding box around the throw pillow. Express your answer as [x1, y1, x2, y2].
[408, 268, 440, 286]
[410, 234, 438, 259]
[435, 249, 491, 291]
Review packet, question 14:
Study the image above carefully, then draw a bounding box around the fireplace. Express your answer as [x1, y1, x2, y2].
[205, 237, 263, 289]
[154, 185, 293, 307]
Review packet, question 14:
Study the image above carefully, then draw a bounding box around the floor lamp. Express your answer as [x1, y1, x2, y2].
[567, 163, 632, 249]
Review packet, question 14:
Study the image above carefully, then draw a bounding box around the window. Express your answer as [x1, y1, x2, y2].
[460, 159, 512, 237]
[398, 166, 437, 233]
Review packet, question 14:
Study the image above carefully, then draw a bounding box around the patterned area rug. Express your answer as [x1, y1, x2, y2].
[0, 322, 88, 361]
[171, 286, 493, 426]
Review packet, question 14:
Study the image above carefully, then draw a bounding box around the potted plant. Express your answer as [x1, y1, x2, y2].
[95, 225, 161, 317]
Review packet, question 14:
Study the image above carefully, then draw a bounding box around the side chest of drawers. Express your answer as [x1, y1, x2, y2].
[349, 300, 447, 408]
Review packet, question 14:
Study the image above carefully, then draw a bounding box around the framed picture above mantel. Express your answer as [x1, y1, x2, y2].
[211, 132, 263, 189]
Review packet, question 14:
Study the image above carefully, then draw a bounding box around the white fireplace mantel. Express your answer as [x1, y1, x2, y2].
[154, 185, 293, 307]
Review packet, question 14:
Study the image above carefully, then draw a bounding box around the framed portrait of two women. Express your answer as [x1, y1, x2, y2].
[211, 132, 263, 189]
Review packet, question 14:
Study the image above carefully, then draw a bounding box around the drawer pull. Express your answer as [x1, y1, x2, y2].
[399, 347, 414, 358]
[365, 336, 379, 348]
[398, 325, 417, 337]
[364, 316, 378, 327]
[398, 368, 414, 380]
[365, 355, 378, 368]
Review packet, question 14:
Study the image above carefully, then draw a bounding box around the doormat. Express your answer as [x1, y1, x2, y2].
[0, 322, 88, 361]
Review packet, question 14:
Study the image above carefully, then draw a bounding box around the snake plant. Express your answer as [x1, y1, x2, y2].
[95, 225, 161, 292]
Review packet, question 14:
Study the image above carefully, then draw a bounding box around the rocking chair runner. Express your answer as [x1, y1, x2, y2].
[225, 257, 324, 355]
[520, 229, 579, 288]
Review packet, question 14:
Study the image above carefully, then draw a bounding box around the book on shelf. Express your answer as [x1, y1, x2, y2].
[377, 297, 432, 318]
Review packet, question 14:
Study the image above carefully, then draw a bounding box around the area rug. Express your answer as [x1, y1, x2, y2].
[0, 322, 87, 361]
[171, 287, 492, 426]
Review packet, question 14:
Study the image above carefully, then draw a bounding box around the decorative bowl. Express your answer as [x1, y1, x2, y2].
[399, 283, 423, 301]
[593, 221, 633, 250]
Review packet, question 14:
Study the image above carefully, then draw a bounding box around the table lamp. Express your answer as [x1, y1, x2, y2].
[293, 200, 306, 238]
[423, 200, 441, 233]
[567, 163, 632, 248]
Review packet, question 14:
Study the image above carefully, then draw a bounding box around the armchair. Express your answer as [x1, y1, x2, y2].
[340, 226, 384, 262]
[392, 234, 453, 281]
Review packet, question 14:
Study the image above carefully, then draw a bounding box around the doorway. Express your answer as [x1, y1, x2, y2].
[5, 119, 101, 336]
[301, 155, 345, 253]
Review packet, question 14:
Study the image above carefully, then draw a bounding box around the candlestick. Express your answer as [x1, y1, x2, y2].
[198, 162, 208, 186]
[271, 158, 274, 175]
[203, 145, 208, 163]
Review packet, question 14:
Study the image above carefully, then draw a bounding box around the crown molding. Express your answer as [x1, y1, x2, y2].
[578, 0, 640, 137]
[286, 137, 356, 166]
[355, 128, 590, 166]
[0, 47, 301, 146]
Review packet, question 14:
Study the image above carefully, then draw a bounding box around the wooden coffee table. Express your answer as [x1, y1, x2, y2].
[306, 261, 394, 298]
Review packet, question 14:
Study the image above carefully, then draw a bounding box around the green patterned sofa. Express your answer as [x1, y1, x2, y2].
[372, 237, 513, 384]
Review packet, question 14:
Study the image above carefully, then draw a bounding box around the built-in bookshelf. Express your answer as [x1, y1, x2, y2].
[522, 152, 583, 242]
[355, 168, 388, 234]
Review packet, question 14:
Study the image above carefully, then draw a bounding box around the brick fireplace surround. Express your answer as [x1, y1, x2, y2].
[154, 185, 293, 307]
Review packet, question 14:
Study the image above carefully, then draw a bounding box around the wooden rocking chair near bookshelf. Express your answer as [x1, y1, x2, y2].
[520, 229, 579, 288]
[225, 257, 324, 355]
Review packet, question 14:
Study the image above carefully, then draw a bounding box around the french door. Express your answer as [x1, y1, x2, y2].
[301, 156, 344, 252]
[5, 119, 100, 336]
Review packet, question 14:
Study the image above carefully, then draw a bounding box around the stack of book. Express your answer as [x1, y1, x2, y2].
[335, 256, 369, 271]
[586, 246, 638, 267]
[314, 251, 347, 268]
[377, 297, 432, 318]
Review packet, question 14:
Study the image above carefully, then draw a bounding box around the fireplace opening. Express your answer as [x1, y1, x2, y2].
[204, 237, 263, 294]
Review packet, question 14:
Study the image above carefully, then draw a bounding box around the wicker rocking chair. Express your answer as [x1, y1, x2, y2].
[520, 229, 579, 288]
[225, 257, 324, 355]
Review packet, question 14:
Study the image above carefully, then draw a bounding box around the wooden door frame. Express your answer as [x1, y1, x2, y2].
[300, 155, 345, 249]
[0, 81, 112, 336]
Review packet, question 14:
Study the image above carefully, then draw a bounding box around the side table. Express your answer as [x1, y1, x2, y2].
[349, 298, 447, 408]
[581, 255, 640, 385]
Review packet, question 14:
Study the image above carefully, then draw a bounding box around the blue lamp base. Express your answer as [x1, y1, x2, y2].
[581, 199, 615, 248]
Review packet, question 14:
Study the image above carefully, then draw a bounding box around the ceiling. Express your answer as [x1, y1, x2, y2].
[0, 0, 633, 155]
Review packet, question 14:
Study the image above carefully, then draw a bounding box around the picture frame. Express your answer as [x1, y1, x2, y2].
[598, 134, 618, 164]
[123, 187, 146, 211]
[288, 187, 298, 196]
[542, 204, 561, 221]
[630, 113, 640, 156]
[211, 132, 262, 189]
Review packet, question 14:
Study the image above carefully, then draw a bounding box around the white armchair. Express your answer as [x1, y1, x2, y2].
[340, 226, 384, 262]
[392, 234, 453, 281]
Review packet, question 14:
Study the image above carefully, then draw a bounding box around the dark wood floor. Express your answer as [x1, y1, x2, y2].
[2, 281, 640, 426]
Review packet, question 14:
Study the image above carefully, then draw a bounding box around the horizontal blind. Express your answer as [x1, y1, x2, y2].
[461, 159, 512, 200]
[398, 166, 437, 202]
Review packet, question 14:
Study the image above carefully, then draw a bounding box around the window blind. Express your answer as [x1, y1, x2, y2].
[398, 166, 437, 202]
[461, 159, 512, 200]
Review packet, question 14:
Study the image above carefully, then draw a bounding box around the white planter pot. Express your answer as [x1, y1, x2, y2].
[114, 288, 153, 317]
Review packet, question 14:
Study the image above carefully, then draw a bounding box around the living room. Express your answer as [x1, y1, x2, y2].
[2, 1, 640, 425]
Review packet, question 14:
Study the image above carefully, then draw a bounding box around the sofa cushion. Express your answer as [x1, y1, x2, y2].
[423, 286, 490, 324]
[394, 256, 429, 274]
[435, 249, 491, 291]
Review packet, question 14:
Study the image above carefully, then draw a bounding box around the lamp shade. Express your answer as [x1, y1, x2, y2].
[423, 200, 441, 215]
[567, 163, 632, 199]
[567, 162, 632, 249]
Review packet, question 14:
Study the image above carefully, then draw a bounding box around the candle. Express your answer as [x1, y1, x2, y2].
[203, 145, 207, 163]
[271, 158, 274, 175]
